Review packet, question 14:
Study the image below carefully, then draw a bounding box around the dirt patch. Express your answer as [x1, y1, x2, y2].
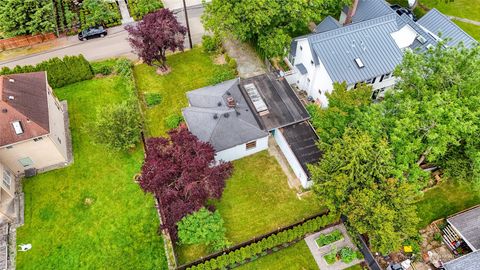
[213, 54, 226, 65]
[223, 37, 265, 78]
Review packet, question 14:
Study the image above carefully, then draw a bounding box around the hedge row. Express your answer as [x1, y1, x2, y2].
[0, 55, 93, 88]
[187, 212, 339, 270]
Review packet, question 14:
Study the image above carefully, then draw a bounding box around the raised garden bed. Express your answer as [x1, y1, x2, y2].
[315, 229, 343, 247]
[323, 247, 363, 265]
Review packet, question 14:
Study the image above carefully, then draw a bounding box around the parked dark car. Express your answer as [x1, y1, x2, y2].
[78, 26, 107, 41]
[390, 4, 417, 21]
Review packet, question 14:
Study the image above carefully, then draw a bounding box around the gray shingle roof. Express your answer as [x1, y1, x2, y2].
[308, 13, 404, 84]
[444, 250, 480, 270]
[417, 8, 478, 48]
[315, 16, 341, 33]
[183, 78, 268, 152]
[447, 205, 480, 250]
[343, 0, 395, 24]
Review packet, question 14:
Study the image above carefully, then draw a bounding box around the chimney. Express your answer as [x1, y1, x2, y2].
[226, 96, 236, 108]
[344, 0, 359, 25]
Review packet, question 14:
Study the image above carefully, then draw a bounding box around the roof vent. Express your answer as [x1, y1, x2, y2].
[416, 35, 427, 44]
[8, 96, 14, 100]
[226, 96, 236, 108]
[1, 108, 7, 113]
[213, 114, 218, 119]
[354, 58, 364, 68]
[226, 91, 231, 96]
[8, 78, 14, 83]
[236, 111, 240, 116]
[223, 113, 230, 118]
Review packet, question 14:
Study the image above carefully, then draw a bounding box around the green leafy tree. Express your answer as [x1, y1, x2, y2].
[203, 0, 350, 57]
[81, 0, 119, 29]
[310, 129, 419, 254]
[0, 0, 55, 37]
[91, 100, 141, 151]
[177, 208, 229, 251]
[307, 82, 372, 146]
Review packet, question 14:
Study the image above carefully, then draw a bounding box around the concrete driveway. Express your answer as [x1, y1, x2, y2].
[0, 4, 207, 68]
[163, 0, 211, 10]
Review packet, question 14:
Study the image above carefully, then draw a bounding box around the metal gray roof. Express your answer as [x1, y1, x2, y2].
[396, 13, 438, 52]
[343, 0, 395, 24]
[183, 79, 268, 152]
[309, 13, 404, 84]
[315, 16, 341, 33]
[444, 250, 480, 270]
[447, 205, 480, 250]
[417, 8, 477, 48]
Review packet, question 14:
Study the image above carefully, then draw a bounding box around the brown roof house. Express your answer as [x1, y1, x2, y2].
[0, 72, 71, 175]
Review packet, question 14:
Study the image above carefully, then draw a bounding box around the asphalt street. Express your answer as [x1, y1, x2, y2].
[0, 4, 206, 68]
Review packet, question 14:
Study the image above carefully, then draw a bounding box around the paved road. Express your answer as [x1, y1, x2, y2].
[0, 5, 206, 68]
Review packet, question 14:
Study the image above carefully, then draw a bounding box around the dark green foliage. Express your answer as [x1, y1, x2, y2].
[164, 114, 183, 129]
[202, 34, 222, 53]
[339, 247, 357, 263]
[315, 230, 343, 247]
[128, 0, 163, 21]
[91, 99, 141, 151]
[0, 0, 56, 37]
[91, 59, 116, 75]
[0, 55, 93, 88]
[144, 93, 162, 107]
[324, 247, 337, 264]
[177, 208, 229, 251]
[207, 68, 235, 85]
[186, 212, 339, 270]
[80, 0, 121, 29]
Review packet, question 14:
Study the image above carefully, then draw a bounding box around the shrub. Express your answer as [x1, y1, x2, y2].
[339, 247, 357, 263]
[91, 60, 116, 75]
[144, 93, 162, 107]
[177, 208, 229, 251]
[165, 114, 183, 129]
[228, 58, 237, 70]
[91, 99, 141, 151]
[208, 69, 235, 85]
[115, 58, 133, 78]
[315, 230, 344, 247]
[324, 247, 338, 265]
[129, 0, 163, 20]
[202, 34, 222, 53]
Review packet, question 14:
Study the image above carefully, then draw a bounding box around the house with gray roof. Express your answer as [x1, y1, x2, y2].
[183, 74, 322, 188]
[288, 0, 477, 107]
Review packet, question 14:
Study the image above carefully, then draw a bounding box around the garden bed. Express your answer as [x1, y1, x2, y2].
[315, 229, 343, 248]
[324, 247, 363, 265]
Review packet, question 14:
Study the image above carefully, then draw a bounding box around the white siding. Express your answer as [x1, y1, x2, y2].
[310, 62, 334, 107]
[215, 136, 269, 162]
[273, 129, 311, 188]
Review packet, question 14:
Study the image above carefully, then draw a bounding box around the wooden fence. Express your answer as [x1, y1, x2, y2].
[0, 33, 57, 51]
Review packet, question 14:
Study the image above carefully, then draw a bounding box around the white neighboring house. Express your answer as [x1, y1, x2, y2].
[182, 79, 270, 162]
[288, 0, 477, 107]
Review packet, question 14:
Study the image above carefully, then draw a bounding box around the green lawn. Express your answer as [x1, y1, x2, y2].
[16, 77, 167, 269]
[419, 0, 480, 40]
[176, 151, 324, 264]
[420, 0, 480, 22]
[415, 179, 480, 229]
[237, 240, 318, 270]
[134, 48, 235, 137]
[453, 20, 480, 41]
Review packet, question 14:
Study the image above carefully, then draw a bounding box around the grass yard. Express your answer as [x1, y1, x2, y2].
[176, 151, 324, 264]
[420, 0, 480, 22]
[453, 20, 480, 41]
[236, 240, 318, 270]
[133, 47, 235, 137]
[415, 179, 480, 229]
[16, 77, 167, 269]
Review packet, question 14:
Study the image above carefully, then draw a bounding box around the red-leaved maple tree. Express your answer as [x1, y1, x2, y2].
[126, 9, 186, 72]
[138, 127, 233, 238]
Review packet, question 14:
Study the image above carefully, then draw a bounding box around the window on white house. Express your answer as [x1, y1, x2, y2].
[384, 72, 392, 79]
[366, 78, 374, 84]
[300, 46, 303, 51]
[33, 137, 43, 142]
[18, 157, 33, 168]
[379, 74, 385, 82]
[310, 60, 314, 65]
[246, 141, 257, 150]
[2, 170, 11, 190]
